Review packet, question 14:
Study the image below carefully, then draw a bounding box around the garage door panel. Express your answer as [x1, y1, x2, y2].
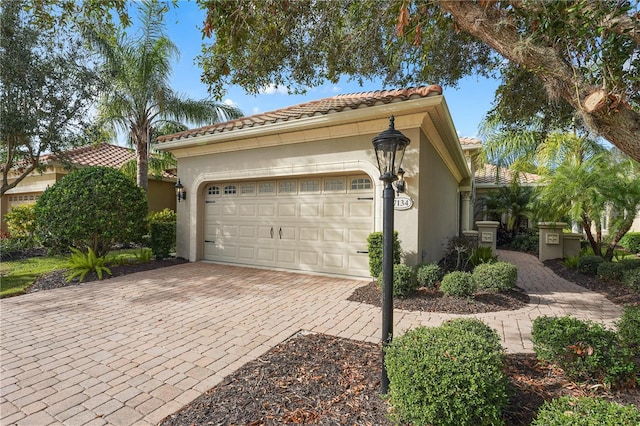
[323, 253, 345, 268]
[299, 227, 319, 241]
[323, 203, 345, 217]
[278, 203, 297, 217]
[349, 228, 370, 244]
[222, 204, 238, 216]
[279, 226, 296, 241]
[239, 204, 257, 217]
[349, 202, 373, 217]
[300, 203, 320, 217]
[299, 251, 319, 267]
[237, 246, 256, 260]
[258, 203, 276, 217]
[323, 228, 345, 242]
[238, 225, 256, 238]
[257, 247, 276, 262]
[221, 225, 238, 237]
[277, 249, 296, 264]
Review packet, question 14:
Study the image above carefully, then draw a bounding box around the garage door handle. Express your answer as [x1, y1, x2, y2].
[270, 227, 274, 239]
[279, 227, 282, 239]
[357, 250, 369, 254]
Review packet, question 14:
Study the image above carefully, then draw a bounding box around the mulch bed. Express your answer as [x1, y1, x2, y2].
[348, 281, 530, 314]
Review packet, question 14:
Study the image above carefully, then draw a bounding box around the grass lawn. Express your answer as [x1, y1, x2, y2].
[0, 255, 68, 298]
[0, 249, 146, 298]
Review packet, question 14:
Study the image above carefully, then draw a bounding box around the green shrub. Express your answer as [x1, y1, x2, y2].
[367, 231, 401, 278]
[532, 316, 637, 388]
[577, 255, 605, 275]
[596, 262, 624, 282]
[385, 319, 507, 426]
[148, 208, 177, 225]
[620, 232, 640, 254]
[473, 261, 518, 292]
[65, 247, 112, 282]
[532, 396, 640, 426]
[440, 271, 476, 297]
[416, 263, 442, 288]
[378, 264, 417, 297]
[468, 246, 497, 268]
[617, 258, 640, 270]
[4, 204, 37, 239]
[35, 166, 148, 257]
[562, 255, 580, 269]
[134, 247, 153, 263]
[622, 268, 640, 290]
[149, 221, 175, 260]
[510, 230, 539, 252]
[617, 306, 640, 352]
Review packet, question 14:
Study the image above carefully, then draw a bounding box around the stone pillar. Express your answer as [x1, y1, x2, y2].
[476, 221, 499, 253]
[462, 230, 479, 248]
[563, 233, 582, 258]
[461, 191, 472, 231]
[538, 222, 567, 262]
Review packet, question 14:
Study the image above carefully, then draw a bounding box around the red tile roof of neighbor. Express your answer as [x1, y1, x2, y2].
[157, 85, 443, 143]
[43, 143, 136, 169]
[459, 137, 482, 148]
[475, 164, 541, 186]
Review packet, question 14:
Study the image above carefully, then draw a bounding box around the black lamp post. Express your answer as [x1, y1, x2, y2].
[372, 116, 410, 394]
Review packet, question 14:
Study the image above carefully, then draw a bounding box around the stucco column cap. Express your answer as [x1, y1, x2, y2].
[538, 222, 568, 228]
[476, 221, 500, 228]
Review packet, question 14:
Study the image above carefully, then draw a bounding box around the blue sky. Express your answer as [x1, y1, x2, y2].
[163, 1, 499, 139]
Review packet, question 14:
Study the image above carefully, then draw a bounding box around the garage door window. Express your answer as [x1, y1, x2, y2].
[259, 182, 275, 195]
[208, 185, 220, 195]
[324, 178, 345, 192]
[278, 181, 296, 194]
[224, 185, 237, 195]
[350, 177, 372, 190]
[300, 179, 320, 193]
[240, 183, 256, 196]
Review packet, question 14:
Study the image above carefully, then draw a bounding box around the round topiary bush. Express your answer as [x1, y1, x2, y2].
[416, 263, 442, 288]
[532, 396, 640, 426]
[623, 268, 640, 290]
[440, 271, 476, 297]
[35, 166, 148, 256]
[378, 263, 418, 297]
[473, 261, 518, 292]
[367, 231, 402, 278]
[617, 305, 640, 353]
[385, 319, 508, 426]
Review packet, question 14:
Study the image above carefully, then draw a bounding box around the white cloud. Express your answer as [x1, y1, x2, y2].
[223, 98, 238, 107]
[252, 106, 261, 115]
[259, 84, 289, 95]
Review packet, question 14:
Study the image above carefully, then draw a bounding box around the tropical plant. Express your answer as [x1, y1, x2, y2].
[4, 204, 37, 240]
[483, 182, 536, 237]
[89, 0, 243, 192]
[35, 166, 148, 257]
[65, 247, 112, 282]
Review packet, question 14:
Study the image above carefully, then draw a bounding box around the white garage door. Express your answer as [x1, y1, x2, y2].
[204, 174, 374, 277]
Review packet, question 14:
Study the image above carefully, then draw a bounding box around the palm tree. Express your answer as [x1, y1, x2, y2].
[483, 181, 535, 237]
[91, 1, 242, 191]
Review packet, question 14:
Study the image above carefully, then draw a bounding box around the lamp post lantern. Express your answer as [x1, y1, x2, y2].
[372, 116, 410, 394]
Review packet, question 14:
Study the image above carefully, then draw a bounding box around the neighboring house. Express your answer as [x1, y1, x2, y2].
[1, 143, 177, 233]
[156, 86, 474, 278]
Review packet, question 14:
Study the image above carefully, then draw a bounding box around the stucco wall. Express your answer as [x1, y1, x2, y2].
[416, 132, 461, 265]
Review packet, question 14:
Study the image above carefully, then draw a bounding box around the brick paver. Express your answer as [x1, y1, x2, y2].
[0, 251, 623, 425]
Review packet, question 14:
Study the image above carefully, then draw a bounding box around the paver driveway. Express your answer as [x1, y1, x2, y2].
[1, 251, 623, 425]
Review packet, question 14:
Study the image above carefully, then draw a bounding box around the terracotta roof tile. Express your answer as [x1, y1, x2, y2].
[459, 137, 482, 147]
[44, 143, 136, 168]
[157, 85, 442, 143]
[475, 164, 541, 186]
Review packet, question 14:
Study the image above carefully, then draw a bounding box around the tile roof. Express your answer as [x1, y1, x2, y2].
[157, 85, 443, 143]
[475, 164, 541, 186]
[459, 137, 482, 148]
[43, 143, 136, 168]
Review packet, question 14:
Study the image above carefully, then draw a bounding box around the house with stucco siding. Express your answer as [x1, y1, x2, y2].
[156, 86, 475, 278]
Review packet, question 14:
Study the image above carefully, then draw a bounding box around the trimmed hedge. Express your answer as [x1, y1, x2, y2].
[416, 263, 442, 288]
[577, 255, 605, 275]
[620, 232, 640, 254]
[385, 319, 508, 426]
[623, 268, 640, 290]
[440, 271, 476, 297]
[367, 231, 401, 278]
[532, 316, 637, 388]
[378, 264, 418, 297]
[618, 306, 640, 353]
[533, 396, 640, 426]
[473, 261, 518, 292]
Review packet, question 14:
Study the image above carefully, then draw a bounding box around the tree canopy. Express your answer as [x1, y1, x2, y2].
[0, 0, 104, 195]
[198, 0, 640, 162]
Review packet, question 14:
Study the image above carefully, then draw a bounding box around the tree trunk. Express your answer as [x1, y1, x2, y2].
[581, 215, 601, 256]
[438, 1, 640, 163]
[134, 129, 149, 193]
[603, 216, 635, 262]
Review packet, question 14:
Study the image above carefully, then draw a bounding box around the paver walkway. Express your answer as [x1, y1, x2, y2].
[0, 250, 622, 425]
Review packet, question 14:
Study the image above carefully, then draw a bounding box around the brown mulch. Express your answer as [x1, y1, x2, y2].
[15, 254, 640, 424]
[348, 281, 530, 314]
[26, 257, 188, 293]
